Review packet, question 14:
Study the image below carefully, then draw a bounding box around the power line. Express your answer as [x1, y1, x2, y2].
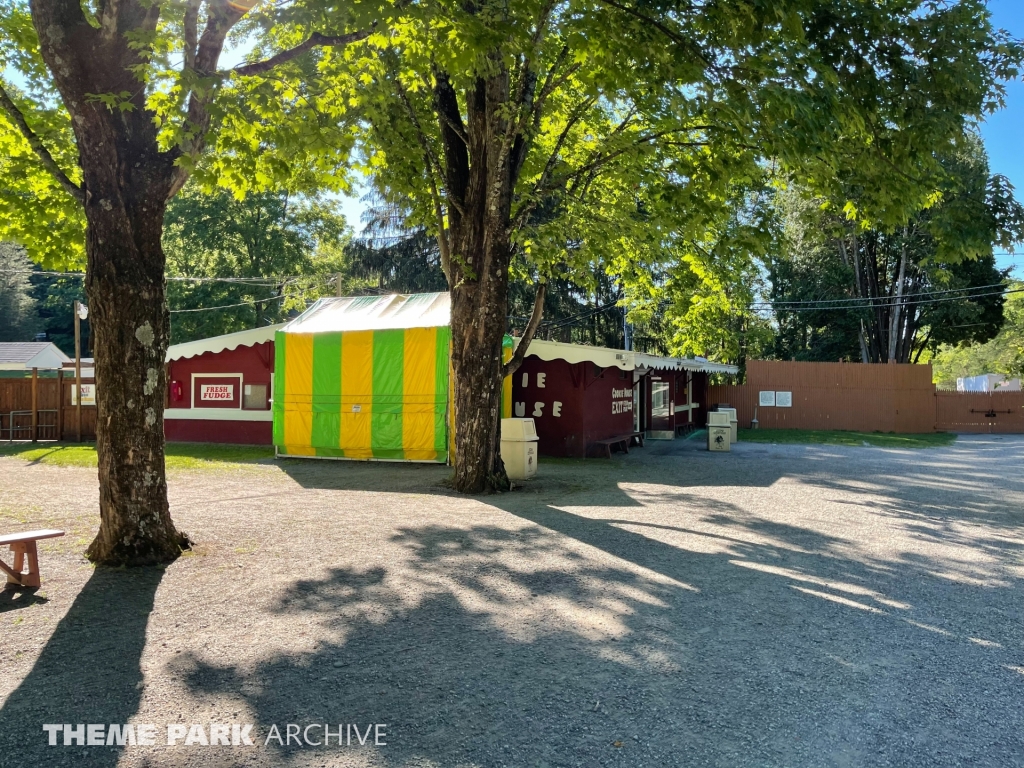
[0, 269, 304, 285]
[753, 286, 1024, 313]
[169, 284, 326, 314]
[766, 280, 1014, 308]
[541, 300, 622, 330]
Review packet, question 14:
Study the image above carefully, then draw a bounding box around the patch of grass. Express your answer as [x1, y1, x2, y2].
[0, 442, 274, 469]
[738, 428, 956, 449]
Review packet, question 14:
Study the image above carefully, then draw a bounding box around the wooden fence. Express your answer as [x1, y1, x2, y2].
[708, 360, 1024, 434]
[0, 375, 97, 441]
[935, 391, 1024, 433]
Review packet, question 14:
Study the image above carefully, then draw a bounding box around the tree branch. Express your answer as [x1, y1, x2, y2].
[500, 0, 558, 178]
[503, 281, 547, 378]
[170, 2, 371, 198]
[183, 0, 200, 72]
[510, 95, 597, 232]
[168, 1, 246, 196]
[393, 78, 456, 277]
[593, 0, 710, 68]
[434, 69, 470, 212]
[227, 29, 374, 78]
[98, 0, 121, 42]
[0, 82, 84, 204]
[560, 128, 691, 193]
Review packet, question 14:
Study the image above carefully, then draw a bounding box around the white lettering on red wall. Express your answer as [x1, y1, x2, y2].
[513, 401, 563, 418]
[516, 372, 560, 418]
[611, 387, 633, 415]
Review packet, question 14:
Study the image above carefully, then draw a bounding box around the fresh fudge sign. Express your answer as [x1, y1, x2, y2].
[193, 377, 241, 408]
[200, 383, 234, 402]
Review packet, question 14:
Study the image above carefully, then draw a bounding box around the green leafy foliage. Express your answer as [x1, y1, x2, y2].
[28, 272, 89, 355]
[771, 138, 1023, 364]
[1, 0, 1021, 380]
[163, 185, 350, 343]
[929, 282, 1024, 387]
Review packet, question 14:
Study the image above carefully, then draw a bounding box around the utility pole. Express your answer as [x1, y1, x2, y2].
[31, 367, 38, 442]
[74, 300, 83, 442]
[623, 307, 632, 351]
[336, 273, 343, 297]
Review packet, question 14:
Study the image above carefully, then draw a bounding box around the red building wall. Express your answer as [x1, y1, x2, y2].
[512, 357, 635, 457]
[164, 341, 274, 445]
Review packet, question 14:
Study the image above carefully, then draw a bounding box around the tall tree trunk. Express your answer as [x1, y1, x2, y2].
[888, 232, 909, 362]
[866, 239, 886, 362]
[31, 0, 186, 564]
[449, 247, 511, 493]
[83, 188, 186, 564]
[435, 69, 525, 493]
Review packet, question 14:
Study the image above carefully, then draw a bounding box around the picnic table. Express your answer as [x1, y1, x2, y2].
[0, 529, 65, 588]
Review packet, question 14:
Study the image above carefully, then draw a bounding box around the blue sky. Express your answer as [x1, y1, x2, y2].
[982, 0, 1024, 276]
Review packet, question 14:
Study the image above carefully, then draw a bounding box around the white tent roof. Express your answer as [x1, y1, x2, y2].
[632, 352, 739, 375]
[0, 342, 71, 370]
[513, 338, 738, 375]
[512, 338, 633, 370]
[166, 324, 283, 362]
[282, 293, 450, 334]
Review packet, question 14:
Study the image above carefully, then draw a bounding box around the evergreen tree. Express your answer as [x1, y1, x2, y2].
[0, 242, 42, 343]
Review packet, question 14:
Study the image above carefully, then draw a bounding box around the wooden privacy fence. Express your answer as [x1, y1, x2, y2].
[708, 360, 1024, 434]
[708, 360, 936, 433]
[0, 375, 96, 441]
[707, 359, 1024, 434]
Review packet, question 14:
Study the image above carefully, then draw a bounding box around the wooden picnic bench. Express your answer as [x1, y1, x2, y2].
[0, 530, 65, 588]
[594, 431, 645, 458]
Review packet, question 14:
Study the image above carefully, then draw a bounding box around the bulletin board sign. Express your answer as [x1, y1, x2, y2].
[758, 390, 776, 407]
[71, 383, 96, 406]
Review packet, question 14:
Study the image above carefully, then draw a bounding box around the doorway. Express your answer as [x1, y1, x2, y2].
[649, 380, 673, 439]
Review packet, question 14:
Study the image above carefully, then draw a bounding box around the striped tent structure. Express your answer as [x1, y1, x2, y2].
[274, 293, 453, 462]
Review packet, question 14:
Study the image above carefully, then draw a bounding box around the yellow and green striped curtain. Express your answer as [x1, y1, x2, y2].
[274, 327, 451, 462]
[502, 335, 513, 419]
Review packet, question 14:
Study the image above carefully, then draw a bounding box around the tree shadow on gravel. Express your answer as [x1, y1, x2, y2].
[277, 459, 455, 495]
[173, 508, 1024, 768]
[0, 567, 164, 768]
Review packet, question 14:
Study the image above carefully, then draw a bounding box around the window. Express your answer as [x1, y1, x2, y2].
[243, 383, 269, 410]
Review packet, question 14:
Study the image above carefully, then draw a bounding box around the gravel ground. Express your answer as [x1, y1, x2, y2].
[1, 434, 1023, 768]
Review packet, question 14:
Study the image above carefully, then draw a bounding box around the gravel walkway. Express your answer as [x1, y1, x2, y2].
[1, 434, 1023, 767]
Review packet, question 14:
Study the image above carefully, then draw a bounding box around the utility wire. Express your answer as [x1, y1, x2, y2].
[530, 284, 1021, 323]
[766, 280, 1014, 307]
[0, 269, 306, 285]
[169, 283, 327, 314]
[752, 286, 1024, 313]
